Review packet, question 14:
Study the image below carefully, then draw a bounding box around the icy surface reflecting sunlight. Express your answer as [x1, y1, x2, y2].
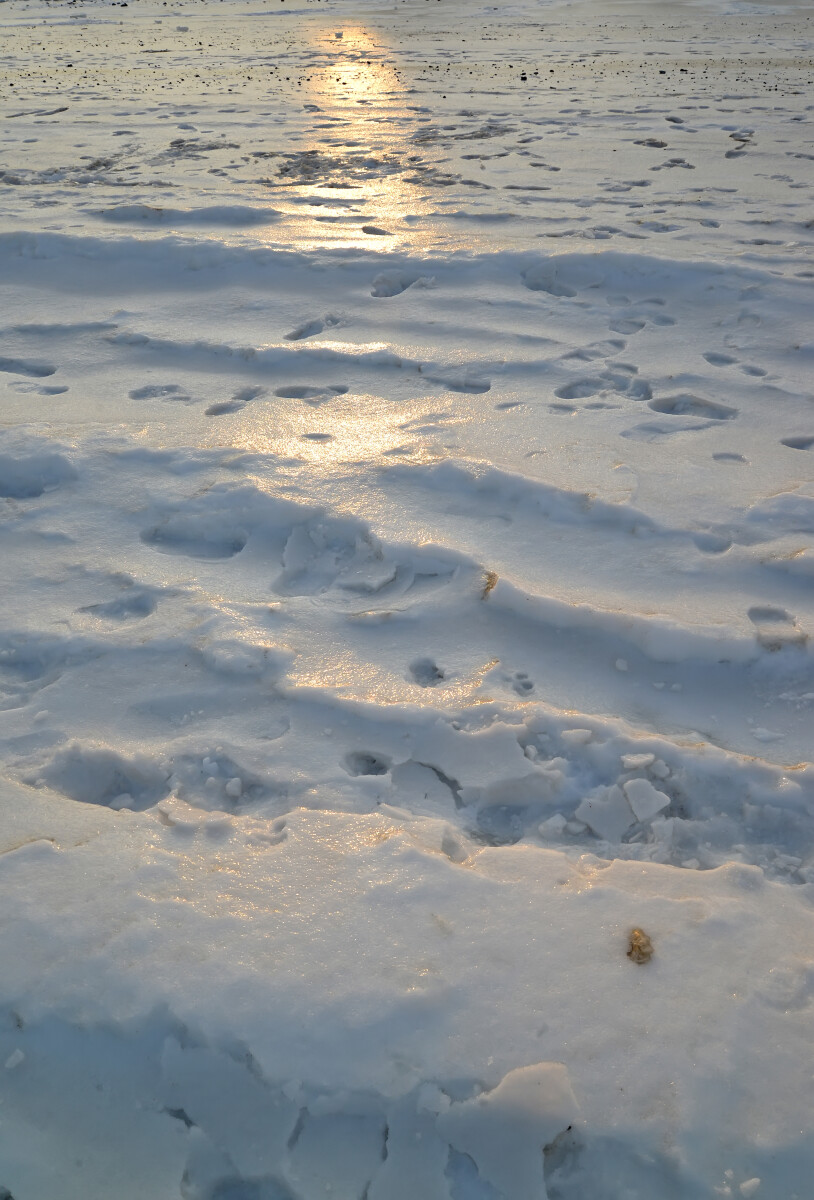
[259, 24, 445, 253]
[2, 0, 814, 1191]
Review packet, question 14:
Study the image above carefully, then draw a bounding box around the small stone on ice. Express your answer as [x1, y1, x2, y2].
[5, 1049, 24, 1070]
[225, 777, 243, 798]
[624, 778, 670, 822]
[627, 928, 653, 964]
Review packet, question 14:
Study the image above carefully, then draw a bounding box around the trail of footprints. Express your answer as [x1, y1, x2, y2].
[112, 330, 813, 450]
[4, 443, 810, 871]
[5, 261, 807, 455]
[549, 344, 737, 427]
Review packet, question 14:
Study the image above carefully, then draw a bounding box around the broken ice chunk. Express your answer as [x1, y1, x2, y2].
[561, 728, 593, 747]
[575, 784, 635, 841]
[621, 753, 655, 771]
[437, 1063, 580, 1200]
[368, 1095, 450, 1200]
[623, 778, 670, 823]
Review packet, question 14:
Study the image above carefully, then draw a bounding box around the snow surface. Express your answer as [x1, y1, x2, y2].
[1, 0, 814, 1195]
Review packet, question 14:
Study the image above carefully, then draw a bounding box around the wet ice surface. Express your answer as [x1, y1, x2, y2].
[1, 0, 814, 1196]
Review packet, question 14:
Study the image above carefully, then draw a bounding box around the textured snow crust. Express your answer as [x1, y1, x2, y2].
[1, 0, 814, 1195]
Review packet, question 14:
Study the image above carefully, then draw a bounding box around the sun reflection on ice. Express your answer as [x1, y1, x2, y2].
[321, 26, 401, 99]
[238, 389, 437, 467]
[264, 26, 439, 252]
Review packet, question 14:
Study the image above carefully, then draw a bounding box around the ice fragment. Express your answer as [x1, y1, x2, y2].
[624, 778, 670, 823]
[575, 785, 635, 841]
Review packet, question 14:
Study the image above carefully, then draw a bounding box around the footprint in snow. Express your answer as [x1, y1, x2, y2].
[79, 590, 159, 621]
[553, 365, 651, 406]
[609, 315, 646, 335]
[648, 393, 737, 421]
[511, 671, 535, 696]
[482, 663, 534, 696]
[35, 743, 171, 811]
[692, 530, 732, 554]
[609, 307, 675, 336]
[626, 378, 652, 400]
[370, 271, 433, 297]
[129, 383, 193, 403]
[432, 373, 491, 395]
[555, 377, 606, 400]
[704, 351, 737, 367]
[0, 451, 76, 498]
[274, 384, 348, 405]
[0, 356, 57, 378]
[780, 435, 814, 451]
[141, 513, 247, 559]
[0, 639, 69, 710]
[285, 313, 341, 341]
[737, 311, 761, 328]
[748, 605, 807, 650]
[9, 379, 69, 396]
[409, 657, 446, 687]
[563, 338, 627, 362]
[344, 751, 391, 777]
[206, 386, 266, 416]
[621, 419, 718, 441]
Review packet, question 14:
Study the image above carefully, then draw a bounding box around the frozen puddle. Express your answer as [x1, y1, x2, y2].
[1, 0, 814, 1196]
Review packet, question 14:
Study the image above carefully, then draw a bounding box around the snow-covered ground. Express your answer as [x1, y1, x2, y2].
[1, 0, 814, 1195]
